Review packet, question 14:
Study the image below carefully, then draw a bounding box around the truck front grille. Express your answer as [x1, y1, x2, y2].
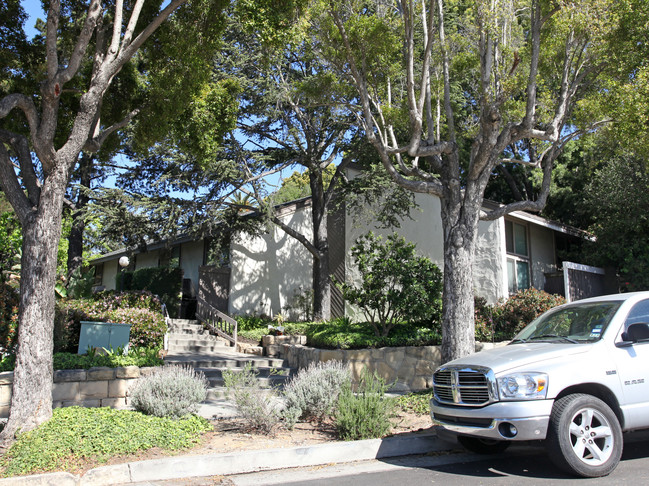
[433, 366, 493, 406]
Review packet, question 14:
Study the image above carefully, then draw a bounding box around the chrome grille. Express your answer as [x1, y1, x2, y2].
[433, 366, 492, 406]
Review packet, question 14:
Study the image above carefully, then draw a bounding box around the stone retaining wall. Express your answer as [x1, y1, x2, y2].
[0, 366, 155, 418]
[263, 335, 506, 392]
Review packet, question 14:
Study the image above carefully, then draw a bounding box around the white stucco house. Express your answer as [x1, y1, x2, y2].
[90, 183, 595, 319]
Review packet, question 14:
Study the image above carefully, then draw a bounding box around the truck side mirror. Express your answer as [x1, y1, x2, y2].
[621, 322, 649, 343]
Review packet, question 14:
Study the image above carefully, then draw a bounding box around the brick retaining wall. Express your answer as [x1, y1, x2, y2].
[262, 335, 506, 392]
[0, 366, 155, 418]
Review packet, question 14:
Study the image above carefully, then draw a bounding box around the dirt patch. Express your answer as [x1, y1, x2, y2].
[47, 409, 434, 477]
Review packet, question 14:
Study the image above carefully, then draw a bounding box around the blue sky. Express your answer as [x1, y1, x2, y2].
[21, 0, 44, 39]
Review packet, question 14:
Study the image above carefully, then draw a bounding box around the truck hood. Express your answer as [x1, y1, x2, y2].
[446, 343, 593, 375]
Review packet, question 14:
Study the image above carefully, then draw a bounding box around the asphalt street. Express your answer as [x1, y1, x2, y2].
[225, 438, 649, 486]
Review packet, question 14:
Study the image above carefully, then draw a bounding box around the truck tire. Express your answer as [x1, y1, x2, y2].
[458, 436, 510, 454]
[546, 393, 623, 477]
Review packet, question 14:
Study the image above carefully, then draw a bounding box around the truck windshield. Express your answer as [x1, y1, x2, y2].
[512, 301, 622, 344]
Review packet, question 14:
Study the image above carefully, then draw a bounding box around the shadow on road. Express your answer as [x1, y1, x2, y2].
[378, 437, 649, 481]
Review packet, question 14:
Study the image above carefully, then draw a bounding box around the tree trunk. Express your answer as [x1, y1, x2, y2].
[67, 153, 92, 281]
[310, 170, 331, 321]
[0, 175, 66, 444]
[440, 197, 479, 363]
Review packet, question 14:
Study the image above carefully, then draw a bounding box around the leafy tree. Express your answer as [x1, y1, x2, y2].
[219, 14, 415, 320]
[339, 232, 443, 337]
[273, 165, 337, 205]
[0, 0, 304, 445]
[583, 155, 649, 291]
[322, 0, 643, 362]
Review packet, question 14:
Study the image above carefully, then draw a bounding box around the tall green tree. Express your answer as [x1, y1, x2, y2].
[583, 154, 649, 291]
[0, 0, 306, 444]
[323, 0, 642, 362]
[220, 16, 414, 320]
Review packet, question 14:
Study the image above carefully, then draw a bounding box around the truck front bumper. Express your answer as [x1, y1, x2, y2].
[430, 398, 553, 441]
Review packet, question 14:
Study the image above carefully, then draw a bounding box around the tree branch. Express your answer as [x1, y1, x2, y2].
[0, 142, 32, 225]
[0, 130, 40, 207]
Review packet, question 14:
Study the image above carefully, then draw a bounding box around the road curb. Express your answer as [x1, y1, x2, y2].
[1, 431, 451, 486]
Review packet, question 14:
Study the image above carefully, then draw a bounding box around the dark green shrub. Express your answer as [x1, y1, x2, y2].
[235, 315, 273, 331]
[335, 369, 394, 441]
[122, 267, 183, 317]
[130, 365, 208, 418]
[108, 308, 167, 349]
[0, 282, 19, 355]
[305, 317, 441, 350]
[338, 233, 443, 337]
[475, 289, 566, 341]
[93, 290, 164, 313]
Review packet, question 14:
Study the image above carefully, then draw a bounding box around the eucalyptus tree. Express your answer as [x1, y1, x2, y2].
[323, 0, 636, 362]
[0, 0, 302, 444]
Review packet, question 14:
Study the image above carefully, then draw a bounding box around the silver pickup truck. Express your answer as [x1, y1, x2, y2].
[430, 291, 649, 478]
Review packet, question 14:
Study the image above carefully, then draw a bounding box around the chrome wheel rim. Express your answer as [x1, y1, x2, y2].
[568, 407, 615, 466]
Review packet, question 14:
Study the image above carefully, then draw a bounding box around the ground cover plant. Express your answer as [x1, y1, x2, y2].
[0, 407, 211, 477]
[395, 389, 435, 416]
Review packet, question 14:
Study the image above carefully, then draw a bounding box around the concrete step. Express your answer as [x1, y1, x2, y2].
[168, 335, 225, 345]
[205, 385, 285, 401]
[167, 344, 231, 354]
[206, 373, 291, 389]
[164, 355, 286, 369]
[168, 318, 201, 326]
[168, 327, 215, 336]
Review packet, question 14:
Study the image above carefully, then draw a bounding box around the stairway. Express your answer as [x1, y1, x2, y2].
[163, 319, 295, 417]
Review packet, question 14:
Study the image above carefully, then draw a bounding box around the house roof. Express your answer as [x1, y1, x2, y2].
[481, 199, 590, 239]
[90, 193, 589, 265]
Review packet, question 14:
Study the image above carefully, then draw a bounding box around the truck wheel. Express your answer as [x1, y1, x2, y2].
[458, 436, 510, 454]
[546, 394, 622, 477]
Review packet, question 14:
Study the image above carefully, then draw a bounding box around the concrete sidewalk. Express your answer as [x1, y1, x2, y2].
[0, 430, 453, 486]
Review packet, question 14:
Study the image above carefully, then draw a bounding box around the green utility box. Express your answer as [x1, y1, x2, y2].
[78, 321, 132, 354]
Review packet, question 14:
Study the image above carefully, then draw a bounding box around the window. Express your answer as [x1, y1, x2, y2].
[93, 263, 104, 286]
[505, 220, 530, 294]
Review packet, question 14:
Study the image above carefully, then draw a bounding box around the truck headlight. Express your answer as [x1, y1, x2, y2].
[497, 373, 548, 400]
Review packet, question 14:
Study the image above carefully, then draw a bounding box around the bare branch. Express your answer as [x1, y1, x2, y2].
[0, 130, 40, 206]
[58, 0, 103, 85]
[115, 0, 189, 70]
[271, 215, 321, 259]
[0, 142, 32, 224]
[109, 0, 125, 59]
[84, 109, 141, 153]
[45, 0, 61, 79]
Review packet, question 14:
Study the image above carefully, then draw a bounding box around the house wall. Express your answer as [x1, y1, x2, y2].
[475, 219, 506, 304]
[135, 251, 159, 270]
[229, 202, 313, 317]
[344, 192, 506, 316]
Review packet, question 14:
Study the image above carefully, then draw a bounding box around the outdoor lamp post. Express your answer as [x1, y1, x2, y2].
[118, 256, 130, 292]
